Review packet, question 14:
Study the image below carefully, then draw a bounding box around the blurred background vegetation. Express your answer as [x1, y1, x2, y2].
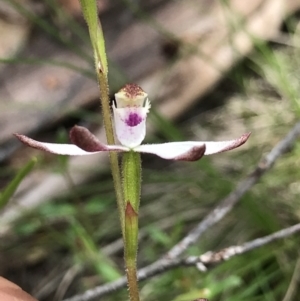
[0, 0, 300, 300]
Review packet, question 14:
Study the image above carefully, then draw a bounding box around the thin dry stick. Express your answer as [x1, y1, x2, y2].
[198, 223, 300, 266]
[137, 222, 300, 273]
[63, 222, 300, 301]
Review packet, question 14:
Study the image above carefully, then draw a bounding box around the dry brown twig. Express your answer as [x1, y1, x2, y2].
[62, 122, 300, 301]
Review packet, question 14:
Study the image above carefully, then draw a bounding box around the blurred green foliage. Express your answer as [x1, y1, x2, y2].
[0, 157, 37, 208]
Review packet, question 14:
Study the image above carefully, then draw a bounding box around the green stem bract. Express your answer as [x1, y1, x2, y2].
[122, 151, 141, 212]
[79, 0, 124, 237]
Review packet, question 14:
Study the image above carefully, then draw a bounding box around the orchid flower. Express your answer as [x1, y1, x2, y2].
[15, 84, 250, 161]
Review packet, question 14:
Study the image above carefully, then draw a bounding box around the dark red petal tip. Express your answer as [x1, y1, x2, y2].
[219, 132, 251, 153]
[232, 132, 251, 148]
[14, 133, 46, 152]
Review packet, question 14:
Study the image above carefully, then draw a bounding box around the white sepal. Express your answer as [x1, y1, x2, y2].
[15, 134, 128, 156]
[134, 133, 250, 160]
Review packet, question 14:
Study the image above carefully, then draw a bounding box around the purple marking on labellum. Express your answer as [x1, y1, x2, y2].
[126, 112, 142, 127]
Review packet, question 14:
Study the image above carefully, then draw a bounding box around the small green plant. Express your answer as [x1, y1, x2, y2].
[13, 2, 250, 301]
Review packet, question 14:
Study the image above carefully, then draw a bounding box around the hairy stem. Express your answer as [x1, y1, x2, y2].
[79, 0, 124, 238]
[97, 70, 125, 236]
[123, 151, 142, 301]
[125, 202, 140, 301]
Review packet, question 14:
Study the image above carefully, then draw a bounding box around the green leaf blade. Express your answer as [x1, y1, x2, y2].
[0, 157, 37, 209]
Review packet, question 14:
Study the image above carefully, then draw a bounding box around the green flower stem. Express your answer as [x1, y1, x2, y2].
[79, 0, 125, 237]
[98, 70, 125, 237]
[125, 202, 140, 301]
[122, 151, 141, 212]
[123, 151, 142, 301]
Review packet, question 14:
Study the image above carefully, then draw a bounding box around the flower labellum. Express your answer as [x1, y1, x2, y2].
[113, 84, 150, 148]
[15, 83, 250, 161]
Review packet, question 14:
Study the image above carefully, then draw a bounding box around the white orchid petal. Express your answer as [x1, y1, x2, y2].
[134, 133, 250, 161]
[134, 143, 206, 161]
[14, 134, 128, 156]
